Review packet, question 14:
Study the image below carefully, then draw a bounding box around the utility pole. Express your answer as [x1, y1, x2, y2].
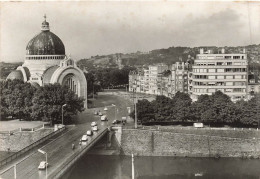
[93, 84, 94, 100]
[132, 154, 135, 179]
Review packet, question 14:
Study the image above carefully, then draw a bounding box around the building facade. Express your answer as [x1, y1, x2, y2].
[129, 63, 190, 97]
[190, 48, 248, 102]
[6, 16, 88, 107]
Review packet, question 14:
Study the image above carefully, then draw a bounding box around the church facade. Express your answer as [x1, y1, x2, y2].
[7, 16, 88, 108]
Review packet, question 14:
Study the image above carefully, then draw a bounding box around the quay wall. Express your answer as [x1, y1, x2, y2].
[0, 128, 54, 151]
[120, 128, 260, 158]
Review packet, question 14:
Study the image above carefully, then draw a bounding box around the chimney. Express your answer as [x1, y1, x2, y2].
[200, 48, 204, 54]
[221, 48, 225, 54]
[243, 48, 246, 53]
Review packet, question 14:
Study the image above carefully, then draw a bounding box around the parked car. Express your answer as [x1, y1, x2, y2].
[86, 130, 93, 136]
[98, 112, 103, 116]
[81, 135, 88, 145]
[38, 161, 48, 170]
[101, 115, 107, 121]
[91, 121, 97, 127]
[92, 126, 98, 131]
[104, 107, 108, 111]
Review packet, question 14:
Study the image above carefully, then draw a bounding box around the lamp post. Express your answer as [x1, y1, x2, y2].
[62, 104, 67, 125]
[132, 154, 135, 179]
[14, 164, 17, 179]
[133, 80, 137, 129]
[38, 149, 47, 179]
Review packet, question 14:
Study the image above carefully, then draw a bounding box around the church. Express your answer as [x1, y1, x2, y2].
[7, 16, 88, 108]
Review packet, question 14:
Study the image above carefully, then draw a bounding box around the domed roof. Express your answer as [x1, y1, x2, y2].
[6, 70, 24, 81]
[26, 16, 65, 56]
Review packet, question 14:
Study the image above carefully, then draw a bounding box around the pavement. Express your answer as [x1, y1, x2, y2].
[0, 92, 133, 179]
[0, 120, 46, 132]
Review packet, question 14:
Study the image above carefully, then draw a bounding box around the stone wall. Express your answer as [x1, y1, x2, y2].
[0, 128, 54, 151]
[120, 129, 260, 158]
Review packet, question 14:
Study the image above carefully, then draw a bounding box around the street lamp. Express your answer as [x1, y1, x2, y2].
[38, 149, 47, 179]
[62, 104, 67, 125]
[133, 80, 137, 129]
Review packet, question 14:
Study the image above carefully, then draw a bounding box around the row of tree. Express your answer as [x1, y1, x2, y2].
[130, 91, 260, 127]
[0, 80, 84, 124]
[84, 66, 136, 95]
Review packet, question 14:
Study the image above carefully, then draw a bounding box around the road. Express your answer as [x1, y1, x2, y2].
[0, 92, 133, 179]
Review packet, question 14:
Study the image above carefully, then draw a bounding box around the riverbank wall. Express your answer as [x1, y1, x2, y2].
[0, 128, 54, 151]
[119, 127, 260, 158]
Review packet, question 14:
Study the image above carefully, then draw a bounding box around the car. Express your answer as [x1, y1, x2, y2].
[92, 125, 98, 131]
[38, 161, 48, 170]
[94, 110, 98, 115]
[112, 119, 119, 124]
[86, 130, 93, 136]
[98, 112, 103, 116]
[91, 121, 97, 127]
[104, 107, 108, 111]
[81, 135, 88, 145]
[101, 115, 107, 121]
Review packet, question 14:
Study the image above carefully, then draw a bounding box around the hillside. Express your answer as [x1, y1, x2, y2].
[77, 44, 260, 71]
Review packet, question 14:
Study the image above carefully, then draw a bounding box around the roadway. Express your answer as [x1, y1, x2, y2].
[0, 92, 133, 179]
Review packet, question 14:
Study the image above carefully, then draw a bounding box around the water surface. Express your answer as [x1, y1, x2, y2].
[67, 155, 260, 179]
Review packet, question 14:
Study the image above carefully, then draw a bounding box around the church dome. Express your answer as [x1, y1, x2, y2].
[26, 16, 65, 56]
[6, 70, 24, 81]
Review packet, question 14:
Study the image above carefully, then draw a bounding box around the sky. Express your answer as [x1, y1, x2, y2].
[1, 1, 260, 63]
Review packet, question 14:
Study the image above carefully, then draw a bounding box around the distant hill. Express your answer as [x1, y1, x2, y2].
[77, 44, 260, 71]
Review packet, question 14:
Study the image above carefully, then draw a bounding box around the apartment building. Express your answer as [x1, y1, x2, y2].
[129, 63, 190, 97]
[169, 62, 189, 97]
[190, 48, 248, 102]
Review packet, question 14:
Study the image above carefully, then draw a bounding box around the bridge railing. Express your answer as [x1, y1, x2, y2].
[51, 128, 108, 179]
[0, 126, 65, 169]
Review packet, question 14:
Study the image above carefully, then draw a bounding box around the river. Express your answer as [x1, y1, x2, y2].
[67, 155, 260, 179]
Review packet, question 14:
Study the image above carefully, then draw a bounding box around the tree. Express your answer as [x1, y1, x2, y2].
[31, 83, 84, 125]
[171, 92, 192, 122]
[129, 99, 155, 124]
[191, 94, 212, 122]
[84, 72, 101, 96]
[0, 79, 36, 120]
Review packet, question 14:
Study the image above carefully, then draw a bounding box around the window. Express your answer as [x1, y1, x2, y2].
[235, 75, 242, 79]
[226, 82, 233, 86]
[208, 69, 215, 73]
[217, 76, 224, 79]
[233, 88, 243, 92]
[217, 62, 223, 65]
[225, 56, 232, 59]
[227, 62, 232, 65]
[233, 56, 240, 59]
[208, 76, 216, 79]
[217, 69, 224, 73]
[225, 89, 233, 92]
[208, 89, 216, 93]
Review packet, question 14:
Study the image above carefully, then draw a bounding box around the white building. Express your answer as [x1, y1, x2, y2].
[191, 48, 248, 102]
[6, 16, 88, 107]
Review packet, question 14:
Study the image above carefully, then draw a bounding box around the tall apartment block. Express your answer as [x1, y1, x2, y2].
[190, 48, 248, 102]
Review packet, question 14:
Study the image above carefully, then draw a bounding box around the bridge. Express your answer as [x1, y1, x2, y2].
[0, 92, 131, 179]
[0, 124, 111, 179]
[0, 108, 124, 179]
